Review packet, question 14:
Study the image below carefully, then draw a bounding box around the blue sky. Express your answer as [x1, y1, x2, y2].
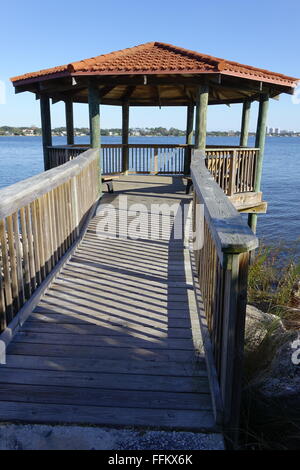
[1, 0, 299, 131]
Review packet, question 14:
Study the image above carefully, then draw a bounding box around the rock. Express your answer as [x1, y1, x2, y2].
[245, 305, 285, 352]
[258, 330, 300, 398]
[244, 304, 300, 399]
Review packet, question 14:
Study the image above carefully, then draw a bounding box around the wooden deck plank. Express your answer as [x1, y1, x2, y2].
[20, 321, 194, 339]
[0, 383, 212, 410]
[28, 311, 194, 329]
[7, 342, 199, 362]
[5, 354, 207, 377]
[0, 175, 215, 432]
[0, 402, 216, 431]
[14, 331, 195, 351]
[0, 367, 208, 393]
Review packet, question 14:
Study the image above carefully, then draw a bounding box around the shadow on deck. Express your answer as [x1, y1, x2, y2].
[0, 175, 216, 432]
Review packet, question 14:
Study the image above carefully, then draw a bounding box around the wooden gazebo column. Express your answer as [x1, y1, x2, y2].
[240, 100, 251, 147]
[40, 95, 52, 171]
[88, 80, 101, 194]
[122, 103, 129, 174]
[184, 104, 194, 175]
[248, 93, 269, 233]
[65, 99, 74, 145]
[195, 84, 209, 149]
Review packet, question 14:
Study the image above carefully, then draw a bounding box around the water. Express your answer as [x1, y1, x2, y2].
[0, 135, 299, 257]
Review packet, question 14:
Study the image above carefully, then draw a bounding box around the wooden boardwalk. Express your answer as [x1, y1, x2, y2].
[0, 176, 215, 431]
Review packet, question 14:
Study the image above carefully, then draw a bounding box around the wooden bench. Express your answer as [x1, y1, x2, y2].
[102, 175, 119, 193]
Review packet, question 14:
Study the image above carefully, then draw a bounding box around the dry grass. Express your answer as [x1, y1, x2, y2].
[248, 243, 300, 326]
[240, 243, 300, 449]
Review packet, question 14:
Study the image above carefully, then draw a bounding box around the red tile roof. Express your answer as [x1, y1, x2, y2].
[11, 42, 299, 88]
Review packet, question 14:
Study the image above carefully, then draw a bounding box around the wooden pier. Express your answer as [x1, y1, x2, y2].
[0, 175, 216, 430]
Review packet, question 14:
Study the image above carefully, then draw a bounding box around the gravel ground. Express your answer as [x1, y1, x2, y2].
[0, 424, 224, 450]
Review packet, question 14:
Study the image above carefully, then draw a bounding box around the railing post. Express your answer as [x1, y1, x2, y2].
[228, 151, 237, 196]
[220, 251, 249, 445]
[122, 103, 129, 174]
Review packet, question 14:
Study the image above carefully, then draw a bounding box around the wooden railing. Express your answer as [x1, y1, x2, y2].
[47, 145, 89, 169]
[48, 144, 189, 175]
[47, 145, 259, 197]
[0, 148, 99, 332]
[205, 148, 259, 195]
[191, 149, 258, 440]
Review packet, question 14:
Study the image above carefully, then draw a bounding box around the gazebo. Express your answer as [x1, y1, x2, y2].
[11, 41, 299, 231]
[2, 43, 299, 442]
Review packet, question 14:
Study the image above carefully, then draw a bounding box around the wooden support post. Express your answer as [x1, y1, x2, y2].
[184, 104, 194, 175]
[122, 103, 129, 174]
[65, 99, 74, 145]
[248, 94, 269, 233]
[240, 101, 251, 147]
[40, 95, 52, 171]
[195, 85, 209, 150]
[88, 81, 101, 195]
[221, 251, 249, 447]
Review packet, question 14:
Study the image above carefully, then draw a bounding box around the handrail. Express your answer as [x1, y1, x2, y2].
[48, 143, 190, 149]
[205, 148, 259, 195]
[191, 151, 258, 256]
[47, 144, 188, 175]
[191, 149, 258, 441]
[0, 149, 98, 219]
[0, 148, 99, 332]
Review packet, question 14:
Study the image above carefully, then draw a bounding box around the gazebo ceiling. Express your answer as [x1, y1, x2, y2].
[10, 42, 299, 106]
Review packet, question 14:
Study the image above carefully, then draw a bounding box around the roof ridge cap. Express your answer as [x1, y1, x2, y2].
[154, 42, 225, 67]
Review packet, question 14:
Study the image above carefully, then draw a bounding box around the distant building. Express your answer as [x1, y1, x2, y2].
[23, 128, 35, 136]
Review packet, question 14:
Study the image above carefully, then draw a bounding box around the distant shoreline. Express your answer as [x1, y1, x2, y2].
[1, 134, 300, 138]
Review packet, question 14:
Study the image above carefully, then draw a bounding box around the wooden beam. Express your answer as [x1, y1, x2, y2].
[156, 86, 162, 108]
[195, 85, 209, 149]
[99, 85, 116, 98]
[238, 202, 267, 214]
[122, 103, 129, 174]
[65, 99, 74, 145]
[122, 86, 136, 102]
[40, 95, 52, 171]
[240, 101, 251, 147]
